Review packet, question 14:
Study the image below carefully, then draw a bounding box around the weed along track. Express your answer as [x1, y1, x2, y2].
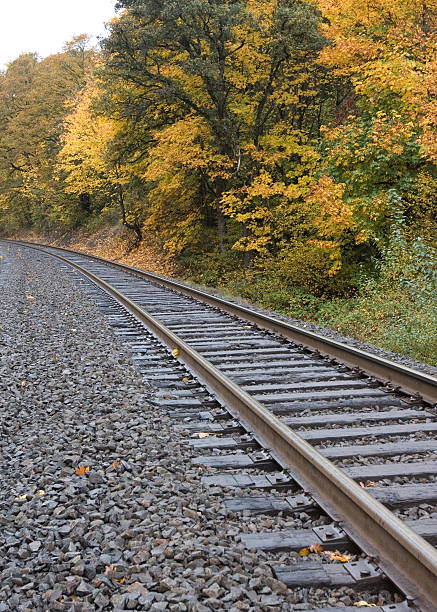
[3, 240, 437, 611]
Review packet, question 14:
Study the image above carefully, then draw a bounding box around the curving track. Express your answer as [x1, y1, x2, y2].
[4, 239, 437, 612]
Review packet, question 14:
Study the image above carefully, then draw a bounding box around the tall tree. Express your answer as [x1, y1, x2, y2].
[0, 37, 95, 233]
[311, 0, 437, 266]
[58, 80, 144, 242]
[101, 0, 330, 257]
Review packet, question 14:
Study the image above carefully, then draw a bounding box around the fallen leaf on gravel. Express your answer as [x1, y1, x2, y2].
[21, 381, 26, 387]
[172, 348, 179, 357]
[309, 543, 324, 554]
[26, 295, 34, 299]
[353, 602, 377, 608]
[16, 494, 27, 500]
[242, 325, 250, 328]
[112, 459, 120, 469]
[104, 565, 115, 575]
[197, 433, 210, 438]
[182, 377, 189, 382]
[37, 490, 45, 496]
[365, 481, 375, 487]
[325, 551, 351, 562]
[299, 548, 310, 557]
[75, 465, 90, 475]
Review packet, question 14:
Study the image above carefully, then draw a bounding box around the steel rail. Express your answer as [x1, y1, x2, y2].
[7, 239, 437, 404]
[15, 242, 437, 611]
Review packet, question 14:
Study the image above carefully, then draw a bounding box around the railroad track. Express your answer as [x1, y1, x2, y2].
[4, 239, 437, 612]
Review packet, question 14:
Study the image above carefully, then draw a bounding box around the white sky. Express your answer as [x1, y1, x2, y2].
[0, 0, 118, 69]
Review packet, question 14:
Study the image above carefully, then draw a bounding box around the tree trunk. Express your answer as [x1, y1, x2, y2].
[243, 249, 255, 269]
[215, 175, 227, 254]
[79, 193, 91, 214]
[117, 184, 142, 244]
[242, 224, 255, 269]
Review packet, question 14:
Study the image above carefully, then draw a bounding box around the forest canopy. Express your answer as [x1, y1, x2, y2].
[0, 1, 436, 299]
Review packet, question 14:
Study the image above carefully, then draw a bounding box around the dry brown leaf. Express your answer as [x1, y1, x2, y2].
[26, 295, 34, 300]
[197, 432, 210, 438]
[172, 348, 179, 357]
[325, 550, 351, 562]
[112, 460, 120, 469]
[299, 547, 310, 557]
[182, 377, 189, 382]
[365, 481, 375, 487]
[37, 489, 45, 497]
[309, 543, 324, 554]
[353, 602, 377, 608]
[75, 465, 90, 476]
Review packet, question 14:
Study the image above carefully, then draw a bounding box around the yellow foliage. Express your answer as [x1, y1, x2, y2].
[317, 0, 437, 162]
[58, 82, 126, 194]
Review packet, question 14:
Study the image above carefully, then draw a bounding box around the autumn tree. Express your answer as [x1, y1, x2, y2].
[0, 37, 95, 233]
[58, 80, 144, 242]
[101, 0, 334, 263]
[311, 0, 437, 270]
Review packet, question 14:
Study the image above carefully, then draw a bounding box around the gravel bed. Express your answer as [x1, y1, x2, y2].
[0, 247, 400, 611]
[0, 244, 11, 288]
[353, 475, 437, 487]
[334, 452, 437, 468]
[394, 505, 437, 520]
[291, 417, 433, 431]
[269, 402, 413, 417]
[316, 432, 436, 449]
